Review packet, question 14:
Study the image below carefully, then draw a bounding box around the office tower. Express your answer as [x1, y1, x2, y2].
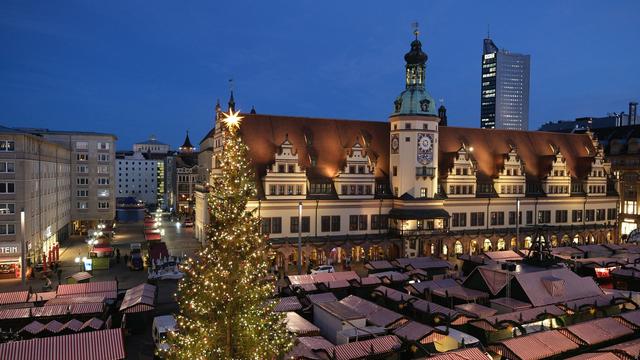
[481, 37, 530, 131]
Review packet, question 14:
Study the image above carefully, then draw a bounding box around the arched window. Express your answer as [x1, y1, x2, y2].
[483, 239, 492, 252]
[524, 236, 532, 249]
[470, 240, 478, 255]
[454, 241, 463, 254]
[442, 244, 448, 256]
[497, 239, 505, 250]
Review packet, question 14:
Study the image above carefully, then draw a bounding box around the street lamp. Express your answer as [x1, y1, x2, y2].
[20, 210, 26, 286]
[516, 199, 521, 251]
[298, 202, 303, 275]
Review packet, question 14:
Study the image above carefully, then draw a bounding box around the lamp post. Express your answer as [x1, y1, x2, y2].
[298, 202, 303, 275]
[516, 199, 520, 251]
[20, 209, 26, 286]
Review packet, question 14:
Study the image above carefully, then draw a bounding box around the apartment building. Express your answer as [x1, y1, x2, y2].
[0, 126, 71, 277]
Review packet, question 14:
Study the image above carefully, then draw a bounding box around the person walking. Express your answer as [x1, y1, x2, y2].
[115, 248, 121, 264]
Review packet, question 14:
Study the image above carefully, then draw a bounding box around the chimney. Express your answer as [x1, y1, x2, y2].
[629, 102, 637, 126]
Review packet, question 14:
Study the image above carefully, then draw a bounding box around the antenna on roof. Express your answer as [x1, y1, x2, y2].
[412, 21, 419, 39]
[487, 24, 490, 38]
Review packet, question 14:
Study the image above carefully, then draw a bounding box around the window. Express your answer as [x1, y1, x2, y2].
[585, 209, 595, 222]
[98, 178, 110, 185]
[0, 224, 15, 235]
[288, 165, 295, 173]
[261, 218, 271, 234]
[75, 141, 88, 150]
[0, 162, 15, 173]
[470, 212, 484, 227]
[371, 215, 389, 230]
[420, 188, 427, 198]
[359, 215, 367, 230]
[98, 154, 110, 162]
[538, 210, 551, 224]
[596, 209, 605, 221]
[290, 216, 311, 234]
[0, 141, 15, 152]
[405, 123, 411, 129]
[76, 165, 88, 173]
[97, 189, 110, 197]
[555, 210, 568, 223]
[77, 201, 88, 209]
[270, 217, 281, 233]
[0, 182, 15, 193]
[98, 201, 110, 209]
[77, 177, 89, 185]
[452, 213, 467, 227]
[77, 154, 88, 161]
[331, 216, 340, 232]
[321, 216, 331, 232]
[393, 166, 397, 176]
[278, 164, 285, 173]
[490, 212, 504, 226]
[607, 208, 617, 221]
[526, 211, 533, 225]
[508, 211, 517, 225]
[572, 210, 582, 223]
[269, 184, 276, 195]
[97, 165, 109, 174]
[0, 203, 15, 214]
[349, 215, 359, 231]
[77, 190, 89, 197]
[97, 142, 110, 150]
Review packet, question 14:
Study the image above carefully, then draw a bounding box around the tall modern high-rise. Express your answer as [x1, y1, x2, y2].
[480, 37, 530, 130]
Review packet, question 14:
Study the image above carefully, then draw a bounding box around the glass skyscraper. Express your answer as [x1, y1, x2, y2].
[480, 38, 530, 131]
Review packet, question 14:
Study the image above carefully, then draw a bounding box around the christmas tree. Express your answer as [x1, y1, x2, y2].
[165, 110, 293, 359]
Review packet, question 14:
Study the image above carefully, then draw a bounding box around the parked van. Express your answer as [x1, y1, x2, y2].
[152, 315, 177, 356]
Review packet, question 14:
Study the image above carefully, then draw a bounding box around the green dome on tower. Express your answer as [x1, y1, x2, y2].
[391, 29, 437, 117]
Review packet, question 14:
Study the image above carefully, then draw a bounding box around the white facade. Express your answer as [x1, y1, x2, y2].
[116, 152, 157, 205]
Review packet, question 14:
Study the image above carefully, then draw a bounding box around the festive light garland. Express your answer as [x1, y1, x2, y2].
[164, 110, 294, 359]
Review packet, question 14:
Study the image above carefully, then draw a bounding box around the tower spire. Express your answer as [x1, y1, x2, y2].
[228, 79, 235, 112]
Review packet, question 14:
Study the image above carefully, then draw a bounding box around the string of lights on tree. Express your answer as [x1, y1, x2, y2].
[164, 110, 293, 359]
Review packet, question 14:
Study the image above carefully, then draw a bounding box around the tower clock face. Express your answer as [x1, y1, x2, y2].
[391, 134, 399, 154]
[417, 133, 434, 165]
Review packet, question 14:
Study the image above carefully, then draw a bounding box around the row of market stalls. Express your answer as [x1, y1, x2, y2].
[0, 280, 157, 360]
[276, 248, 640, 360]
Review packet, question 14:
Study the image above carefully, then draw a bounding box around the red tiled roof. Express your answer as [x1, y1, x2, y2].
[70, 303, 104, 315]
[489, 330, 580, 360]
[31, 304, 69, 318]
[332, 335, 402, 360]
[56, 281, 118, 298]
[0, 307, 31, 320]
[0, 328, 126, 360]
[561, 317, 634, 346]
[231, 114, 599, 183]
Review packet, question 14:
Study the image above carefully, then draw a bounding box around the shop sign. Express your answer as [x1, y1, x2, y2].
[0, 245, 19, 255]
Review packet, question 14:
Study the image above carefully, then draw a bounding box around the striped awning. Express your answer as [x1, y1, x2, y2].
[28, 291, 57, 303]
[0, 291, 29, 305]
[46, 296, 106, 305]
[31, 305, 69, 318]
[80, 318, 104, 331]
[332, 335, 402, 360]
[56, 281, 117, 297]
[57, 291, 117, 300]
[0, 328, 126, 360]
[0, 307, 31, 320]
[70, 303, 104, 315]
[123, 304, 154, 314]
[44, 320, 65, 334]
[20, 321, 45, 335]
[119, 283, 156, 312]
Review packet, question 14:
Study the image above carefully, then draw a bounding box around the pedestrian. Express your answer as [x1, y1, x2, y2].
[116, 249, 121, 264]
[124, 253, 129, 267]
[56, 268, 62, 285]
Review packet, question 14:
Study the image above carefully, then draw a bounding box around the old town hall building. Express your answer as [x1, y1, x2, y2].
[195, 32, 618, 269]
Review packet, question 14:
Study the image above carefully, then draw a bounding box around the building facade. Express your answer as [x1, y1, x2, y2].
[480, 37, 530, 131]
[195, 32, 617, 271]
[20, 129, 117, 234]
[131, 136, 176, 211]
[116, 151, 158, 206]
[176, 132, 199, 216]
[0, 127, 71, 277]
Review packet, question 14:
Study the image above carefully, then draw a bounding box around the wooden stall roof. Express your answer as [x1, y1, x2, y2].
[488, 329, 580, 360]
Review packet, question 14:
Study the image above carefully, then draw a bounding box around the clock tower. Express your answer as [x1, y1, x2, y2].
[389, 28, 440, 199]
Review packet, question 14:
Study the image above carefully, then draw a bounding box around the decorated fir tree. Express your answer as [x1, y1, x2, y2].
[166, 110, 293, 359]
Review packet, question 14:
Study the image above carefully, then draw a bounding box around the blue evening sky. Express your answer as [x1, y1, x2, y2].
[1, 1, 638, 150]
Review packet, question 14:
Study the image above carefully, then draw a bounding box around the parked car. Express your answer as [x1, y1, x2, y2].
[152, 315, 177, 357]
[311, 265, 335, 274]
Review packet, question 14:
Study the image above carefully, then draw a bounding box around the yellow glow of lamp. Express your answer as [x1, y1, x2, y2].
[222, 109, 244, 132]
